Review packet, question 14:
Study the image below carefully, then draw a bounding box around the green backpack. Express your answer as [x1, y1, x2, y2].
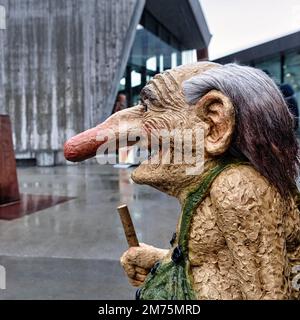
[137, 158, 245, 300]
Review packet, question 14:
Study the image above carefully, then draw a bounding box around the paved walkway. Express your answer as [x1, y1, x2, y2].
[0, 164, 180, 299]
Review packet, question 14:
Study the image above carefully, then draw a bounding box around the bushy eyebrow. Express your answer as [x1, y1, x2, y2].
[140, 85, 159, 103]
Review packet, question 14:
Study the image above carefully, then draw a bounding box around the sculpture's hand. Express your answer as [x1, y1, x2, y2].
[120, 243, 168, 287]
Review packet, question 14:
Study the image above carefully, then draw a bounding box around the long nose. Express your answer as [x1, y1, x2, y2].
[64, 105, 145, 162]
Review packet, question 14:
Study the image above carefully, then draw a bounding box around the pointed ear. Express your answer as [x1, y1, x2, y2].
[195, 90, 235, 156]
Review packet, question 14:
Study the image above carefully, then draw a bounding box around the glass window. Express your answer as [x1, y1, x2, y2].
[171, 52, 177, 69]
[131, 71, 141, 88]
[159, 54, 164, 72]
[182, 50, 197, 65]
[254, 55, 281, 84]
[146, 56, 156, 72]
[117, 11, 197, 108]
[119, 78, 126, 91]
[284, 51, 300, 107]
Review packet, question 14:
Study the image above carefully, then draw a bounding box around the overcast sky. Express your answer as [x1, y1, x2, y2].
[200, 0, 300, 60]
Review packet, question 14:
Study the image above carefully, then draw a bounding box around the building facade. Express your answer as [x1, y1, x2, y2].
[214, 31, 300, 128]
[0, 0, 210, 166]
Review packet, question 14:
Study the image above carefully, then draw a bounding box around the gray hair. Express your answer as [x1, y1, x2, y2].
[182, 63, 299, 197]
[183, 63, 285, 108]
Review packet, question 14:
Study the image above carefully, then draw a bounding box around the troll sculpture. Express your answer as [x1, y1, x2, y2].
[64, 62, 300, 300]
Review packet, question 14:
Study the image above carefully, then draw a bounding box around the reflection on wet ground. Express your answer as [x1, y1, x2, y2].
[0, 194, 74, 220]
[0, 163, 180, 299]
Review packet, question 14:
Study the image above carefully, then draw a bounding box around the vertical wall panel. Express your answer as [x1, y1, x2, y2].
[0, 6, 5, 115]
[1, 0, 144, 164]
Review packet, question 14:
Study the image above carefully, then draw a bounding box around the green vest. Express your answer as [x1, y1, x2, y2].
[137, 158, 246, 300]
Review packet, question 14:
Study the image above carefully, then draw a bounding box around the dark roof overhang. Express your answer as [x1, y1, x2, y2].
[145, 0, 211, 50]
[214, 30, 300, 64]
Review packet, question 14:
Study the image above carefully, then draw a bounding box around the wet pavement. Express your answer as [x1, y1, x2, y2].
[0, 164, 180, 300]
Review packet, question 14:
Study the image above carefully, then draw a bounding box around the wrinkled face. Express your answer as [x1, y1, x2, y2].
[64, 62, 234, 197]
[131, 66, 210, 193]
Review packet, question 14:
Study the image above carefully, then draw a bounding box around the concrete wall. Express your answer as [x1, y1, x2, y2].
[1, 0, 144, 165]
[0, 5, 5, 114]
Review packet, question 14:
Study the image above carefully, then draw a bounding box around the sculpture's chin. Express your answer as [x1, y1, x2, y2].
[131, 162, 162, 186]
[131, 164, 152, 185]
[131, 166, 142, 184]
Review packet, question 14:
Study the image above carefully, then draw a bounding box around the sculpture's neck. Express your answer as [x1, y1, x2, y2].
[175, 158, 219, 206]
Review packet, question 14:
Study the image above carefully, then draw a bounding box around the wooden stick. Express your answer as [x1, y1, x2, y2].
[117, 204, 139, 247]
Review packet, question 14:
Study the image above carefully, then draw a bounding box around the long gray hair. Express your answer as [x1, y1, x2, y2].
[183, 63, 299, 197]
